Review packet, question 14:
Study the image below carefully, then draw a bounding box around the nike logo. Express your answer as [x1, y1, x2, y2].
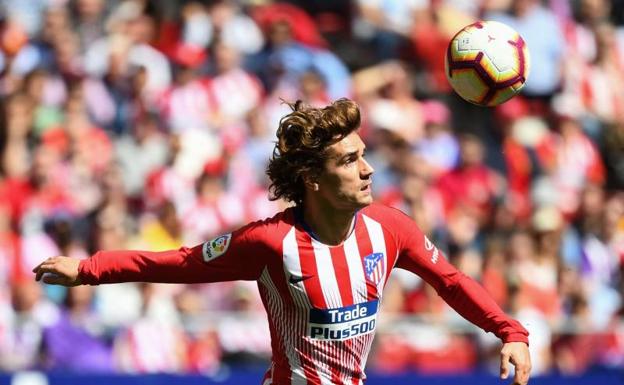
[289, 274, 313, 285]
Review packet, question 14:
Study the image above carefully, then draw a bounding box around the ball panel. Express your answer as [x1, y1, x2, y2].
[447, 68, 490, 103]
[477, 58, 503, 84]
[486, 86, 519, 107]
[482, 20, 521, 40]
[471, 52, 505, 89]
[481, 39, 519, 73]
[495, 68, 521, 84]
[510, 78, 527, 92]
[451, 33, 482, 62]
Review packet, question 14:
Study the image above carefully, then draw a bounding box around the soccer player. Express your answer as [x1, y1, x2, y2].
[33, 99, 531, 385]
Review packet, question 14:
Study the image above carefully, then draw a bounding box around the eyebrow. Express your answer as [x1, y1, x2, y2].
[339, 148, 365, 161]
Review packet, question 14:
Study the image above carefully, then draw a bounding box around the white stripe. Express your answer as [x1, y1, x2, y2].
[311, 238, 343, 309]
[282, 227, 312, 310]
[283, 228, 307, 302]
[282, 228, 317, 384]
[308, 238, 340, 385]
[362, 215, 389, 295]
[344, 233, 368, 383]
[344, 234, 368, 304]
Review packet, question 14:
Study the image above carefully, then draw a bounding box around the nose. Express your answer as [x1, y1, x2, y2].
[360, 157, 374, 178]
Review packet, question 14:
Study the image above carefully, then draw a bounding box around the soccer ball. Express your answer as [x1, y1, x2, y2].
[445, 20, 530, 107]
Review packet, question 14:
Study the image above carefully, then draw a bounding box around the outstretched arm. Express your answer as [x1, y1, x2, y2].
[430, 269, 531, 384]
[398, 251, 531, 384]
[33, 223, 270, 286]
[388, 208, 531, 384]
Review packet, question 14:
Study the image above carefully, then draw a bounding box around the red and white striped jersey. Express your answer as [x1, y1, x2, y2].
[79, 203, 528, 384]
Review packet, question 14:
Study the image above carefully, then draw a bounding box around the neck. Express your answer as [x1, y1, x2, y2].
[301, 199, 356, 246]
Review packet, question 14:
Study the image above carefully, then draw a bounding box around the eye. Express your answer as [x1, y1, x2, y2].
[344, 156, 357, 165]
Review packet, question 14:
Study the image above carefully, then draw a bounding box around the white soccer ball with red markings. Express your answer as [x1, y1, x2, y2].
[445, 20, 530, 107]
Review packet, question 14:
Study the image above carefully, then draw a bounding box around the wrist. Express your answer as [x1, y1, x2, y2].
[502, 332, 529, 345]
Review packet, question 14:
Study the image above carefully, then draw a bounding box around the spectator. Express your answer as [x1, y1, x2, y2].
[114, 283, 187, 373]
[486, 0, 565, 108]
[42, 285, 114, 372]
[0, 279, 59, 371]
[249, 17, 351, 99]
[180, 162, 245, 244]
[435, 134, 505, 227]
[353, 0, 425, 61]
[207, 42, 264, 128]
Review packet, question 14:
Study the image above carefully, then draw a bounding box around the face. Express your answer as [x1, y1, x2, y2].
[459, 136, 484, 167]
[215, 43, 239, 73]
[314, 132, 374, 211]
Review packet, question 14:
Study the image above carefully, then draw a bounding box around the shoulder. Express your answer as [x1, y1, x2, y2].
[237, 207, 296, 244]
[361, 202, 409, 218]
[360, 202, 414, 229]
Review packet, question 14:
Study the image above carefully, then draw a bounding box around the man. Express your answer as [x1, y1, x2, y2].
[33, 99, 531, 384]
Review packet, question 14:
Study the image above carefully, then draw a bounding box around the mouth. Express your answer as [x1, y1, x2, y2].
[360, 182, 372, 192]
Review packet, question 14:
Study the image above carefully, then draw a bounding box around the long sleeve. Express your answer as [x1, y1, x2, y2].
[429, 270, 528, 343]
[389, 208, 528, 344]
[78, 221, 271, 285]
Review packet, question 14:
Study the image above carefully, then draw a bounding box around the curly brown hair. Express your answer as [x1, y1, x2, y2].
[266, 98, 361, 204]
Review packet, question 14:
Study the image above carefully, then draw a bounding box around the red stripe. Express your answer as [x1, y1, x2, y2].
[381, 227, 397, 287]
[329, 246, 355, 307]
[298, 232, 327, 309]
[353, 221, 377, 302]
[329, 246, 353, 384]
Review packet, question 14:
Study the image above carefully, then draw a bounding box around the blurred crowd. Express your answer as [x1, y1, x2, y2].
[0, 0, 622, 378]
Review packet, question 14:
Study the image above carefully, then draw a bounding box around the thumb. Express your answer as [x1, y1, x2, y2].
[500, 352, 510, 379]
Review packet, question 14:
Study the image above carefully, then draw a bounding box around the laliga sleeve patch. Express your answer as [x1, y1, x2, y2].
[202, 233, 232, 262]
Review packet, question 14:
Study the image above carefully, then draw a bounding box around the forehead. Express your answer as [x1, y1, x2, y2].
[327, 132, 364, 158]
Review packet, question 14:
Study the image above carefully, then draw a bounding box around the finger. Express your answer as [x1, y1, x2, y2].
[513, 365, 530, 385]
[35, 266, 49, 281]
[32, 258, 53, 274]
[32, 262, 42, 274]
[33, 265, 42, 280]
[35, 266, 60, 282]
[500, 353, 510, 379]
[42, 273, 68, 286]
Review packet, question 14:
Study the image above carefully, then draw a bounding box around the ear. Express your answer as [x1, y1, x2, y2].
[302, 174, 319, 192]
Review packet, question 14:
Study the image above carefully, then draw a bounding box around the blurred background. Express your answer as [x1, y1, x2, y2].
[0, 0, 622, 384]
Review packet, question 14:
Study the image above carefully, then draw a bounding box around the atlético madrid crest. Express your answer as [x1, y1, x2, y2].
[363, 252, 385, 285]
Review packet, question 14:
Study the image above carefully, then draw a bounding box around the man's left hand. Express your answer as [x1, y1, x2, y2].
[500, 341, 531, 385]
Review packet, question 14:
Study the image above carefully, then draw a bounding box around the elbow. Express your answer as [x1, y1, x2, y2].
[436, 270, 467, 297]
